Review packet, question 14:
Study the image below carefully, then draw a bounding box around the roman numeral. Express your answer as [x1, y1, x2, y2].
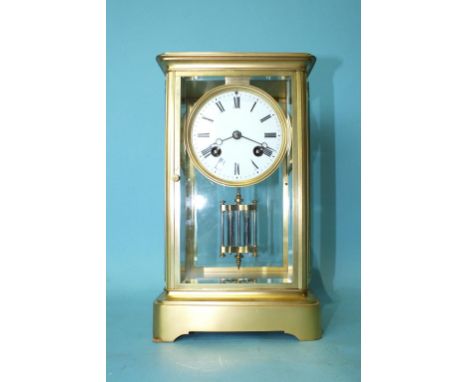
[260, 114, 272, 123]
[215, 158, 225, 170]
[264, 132, 277, 138]
[263, 147, 273, 157]
[234, 162, 240, 175]
[215, 101, 225, 112]
[250, 100, 257, 112]
[251, 160, 259, 169]
[234, 95, 240, 108]
[197, 132, 210, 138]
[201, 146, 212, 158]
[202, 116, 214, 122]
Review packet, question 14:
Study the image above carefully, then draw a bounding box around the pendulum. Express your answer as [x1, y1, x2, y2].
[220, 189, 257, 268]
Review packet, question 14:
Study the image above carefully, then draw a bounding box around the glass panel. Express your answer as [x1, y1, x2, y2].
[179, 75, 294, 285]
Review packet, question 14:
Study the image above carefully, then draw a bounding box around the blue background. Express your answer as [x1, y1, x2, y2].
[107, 0, 360, 381]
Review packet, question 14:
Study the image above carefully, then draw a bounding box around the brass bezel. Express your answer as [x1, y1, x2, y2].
[185, 84, 289, 187]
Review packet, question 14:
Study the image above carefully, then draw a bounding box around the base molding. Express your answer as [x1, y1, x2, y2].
[153, 291, 321, 342]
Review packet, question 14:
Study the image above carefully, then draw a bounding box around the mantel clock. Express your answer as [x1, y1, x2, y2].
[153, 52, 321, 341]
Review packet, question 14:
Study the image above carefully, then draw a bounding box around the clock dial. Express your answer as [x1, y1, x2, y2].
[186, 85, 288, 187]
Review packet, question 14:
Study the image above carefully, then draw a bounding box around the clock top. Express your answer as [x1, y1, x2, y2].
[156, 52, 316, 75]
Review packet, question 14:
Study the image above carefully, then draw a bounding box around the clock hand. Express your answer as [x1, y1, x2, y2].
[221, 136, 233, 143]
[200, 136, 233, 158]
[212, 136, 233, 146]
[241, 134, 277, 152]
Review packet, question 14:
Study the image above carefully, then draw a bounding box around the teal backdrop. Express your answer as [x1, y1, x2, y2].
[107, 0, 360, 381]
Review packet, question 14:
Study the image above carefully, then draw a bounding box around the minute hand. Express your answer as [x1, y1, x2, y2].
[241, 135, 277, 151]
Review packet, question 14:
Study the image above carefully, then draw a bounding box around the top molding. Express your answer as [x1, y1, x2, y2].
[156, 52, 316, 75]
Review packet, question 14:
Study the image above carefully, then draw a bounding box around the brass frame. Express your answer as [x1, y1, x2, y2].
[153, 52, 321, 341]
[185, 84, 289, 187]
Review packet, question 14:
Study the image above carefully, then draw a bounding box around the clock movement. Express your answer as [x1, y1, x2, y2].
[153, 52, 321, 341]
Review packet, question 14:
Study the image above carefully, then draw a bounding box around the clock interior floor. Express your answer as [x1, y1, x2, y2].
[107, 285, 360, 382]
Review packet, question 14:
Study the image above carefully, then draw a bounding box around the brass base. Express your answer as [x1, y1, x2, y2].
[153, 291, 321, 342]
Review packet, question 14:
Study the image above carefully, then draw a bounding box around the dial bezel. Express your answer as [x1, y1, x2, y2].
[185, 84, 289, 187]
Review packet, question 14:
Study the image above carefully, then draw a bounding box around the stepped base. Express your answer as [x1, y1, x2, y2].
[153, 291, 321, 342]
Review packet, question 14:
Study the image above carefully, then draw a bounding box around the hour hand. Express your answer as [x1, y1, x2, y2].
[200, 136, 231, 158]
[209, 136, 233, 147]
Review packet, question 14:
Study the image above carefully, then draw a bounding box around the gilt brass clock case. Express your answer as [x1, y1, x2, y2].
[153, 52, 321, 342]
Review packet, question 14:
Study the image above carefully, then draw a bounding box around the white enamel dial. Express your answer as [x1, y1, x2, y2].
[186, 85, 288, 187]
